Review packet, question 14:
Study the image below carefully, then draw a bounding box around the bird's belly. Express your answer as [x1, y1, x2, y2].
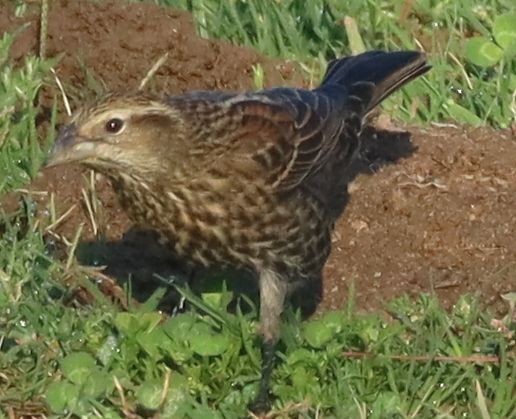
[160, 198, 301, 269]
[117, 180, 331, 278]
[171, 195, 330, 278]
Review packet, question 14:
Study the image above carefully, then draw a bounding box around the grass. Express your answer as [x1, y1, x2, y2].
[0, 31, 56, 195]
[1, 208, 514, 417]
[0, 1, 515, 418]
[2, 251, 516, 417]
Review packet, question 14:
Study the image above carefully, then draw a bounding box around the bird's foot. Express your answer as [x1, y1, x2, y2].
[248, 340, 276, 415]
[248, 396, 271, 415]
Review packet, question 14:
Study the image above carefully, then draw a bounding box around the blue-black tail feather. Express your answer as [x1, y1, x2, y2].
[319, 50, 430, 115]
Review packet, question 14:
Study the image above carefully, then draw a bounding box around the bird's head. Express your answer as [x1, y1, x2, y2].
[46, 94, 183, 179]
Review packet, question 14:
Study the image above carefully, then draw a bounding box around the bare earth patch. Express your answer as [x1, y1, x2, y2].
[1, 0, 515, 314]
[322, 125, 515, 314]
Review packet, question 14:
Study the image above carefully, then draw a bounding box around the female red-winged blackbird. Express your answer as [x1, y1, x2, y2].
[46, 50, 430, 413]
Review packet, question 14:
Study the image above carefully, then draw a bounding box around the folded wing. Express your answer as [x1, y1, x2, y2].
[165, 50, 430, 191]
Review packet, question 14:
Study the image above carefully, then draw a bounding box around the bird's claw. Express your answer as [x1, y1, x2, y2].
[248, 396, 271, 416]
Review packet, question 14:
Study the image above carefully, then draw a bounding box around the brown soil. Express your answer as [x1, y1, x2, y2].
[1, 1, 515, 314]
[0, 0, 300, 100]
[322, 125, 516, 313]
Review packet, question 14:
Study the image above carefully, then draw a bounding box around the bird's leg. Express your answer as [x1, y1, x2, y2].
[251, 339, 276, 413]
[249, 269, 288, 414]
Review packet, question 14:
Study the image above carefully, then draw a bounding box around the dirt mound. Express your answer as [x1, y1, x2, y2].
[0, 0, 299, 97]
[1, 1, 514, 314]
[322, 125, 516, 313]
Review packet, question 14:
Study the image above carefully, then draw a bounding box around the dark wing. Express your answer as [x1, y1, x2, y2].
[164, 51, 430, 190]
[165, 88, 352, 191]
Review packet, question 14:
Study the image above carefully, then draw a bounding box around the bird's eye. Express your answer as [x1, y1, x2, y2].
[105, 118, 124, 134]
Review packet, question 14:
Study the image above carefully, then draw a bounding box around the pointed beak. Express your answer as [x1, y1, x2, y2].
[45, 123, 98, 168]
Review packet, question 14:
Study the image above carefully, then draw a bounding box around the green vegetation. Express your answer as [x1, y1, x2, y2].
[2, 213, 515, 418]
[0, 32, 55, 194]
[1, 1, 515, 418]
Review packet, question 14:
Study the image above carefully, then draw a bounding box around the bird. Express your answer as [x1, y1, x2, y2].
[46, 50, 430, 413]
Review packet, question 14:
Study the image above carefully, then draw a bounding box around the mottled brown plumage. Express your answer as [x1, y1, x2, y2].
[47, 50, 430, 412]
